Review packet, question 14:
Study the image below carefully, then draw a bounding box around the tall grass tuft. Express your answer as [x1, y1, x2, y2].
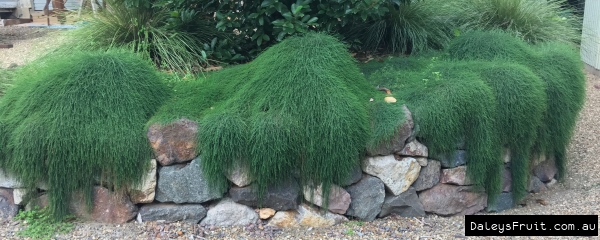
[453, 0, 581, 44]
[69, 0, 218, 74]
[349, 0, 456, 54]
[0, 50, 169, 221]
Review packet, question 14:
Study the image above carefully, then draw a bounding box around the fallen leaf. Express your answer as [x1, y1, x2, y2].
[536, 199, 548, 206]
[594, 84, 600, 89]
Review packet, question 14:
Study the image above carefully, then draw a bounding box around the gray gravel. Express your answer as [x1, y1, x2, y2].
[0, 27, 599, 240]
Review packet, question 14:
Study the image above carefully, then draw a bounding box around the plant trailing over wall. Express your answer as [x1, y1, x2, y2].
[364, 30, 585, 203]
[206, 32, 373, 202]
[150, 32, 381, 208]
[0, 50, 169, 221]
[446, 30, 586, 183]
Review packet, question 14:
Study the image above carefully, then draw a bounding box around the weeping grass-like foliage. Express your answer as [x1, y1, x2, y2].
[368, 66, 503, 201]
[452, 0, 582, 44]
[446, 30, 585, 180]
[364, 30, 585, 203]
[529, 42, 586, 179]
[347, 0, 456, 54]
[430, 62, 547, 202]
[0, 50, 169, 221]
[150, 33, 376, 207]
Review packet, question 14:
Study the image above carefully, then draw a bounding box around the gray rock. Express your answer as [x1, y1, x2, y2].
[533, 159, 558, 182]
[378, 187, 425, 218]
[546, 179, 558, 189]
[418, 183, 487, 216]
[345, 175, 385, 221]
[155, 158, 224, 203]
[139, 203, 207, 223]
[412, 160, 441, 191]
[366, 105, 413, 156]
[486, 192, 514, 213]
[362, 155, 421, 195]
[528, 175, 547, 193]
[229, 178, 299, 211]
[340, 164, 363, 186]
[0, 195, 18, 220]
[200, 198, 259, 227]
[406, 123, 420, 143]
[435, 150, 467, 168]
[0, 169, 24, 188]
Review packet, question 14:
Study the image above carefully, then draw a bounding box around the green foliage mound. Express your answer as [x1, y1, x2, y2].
[365, 31, 585, 203]
[202, 32, 374, 202]
[0, 50, 169, 220]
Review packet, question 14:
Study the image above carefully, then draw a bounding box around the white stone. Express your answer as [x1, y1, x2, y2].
[128, 159, 157, 204]
[503, 148, 511, 163]
[13, 188, 27, 205]
[0, 169, 24, 188]
[415, 157, 428, 167]
[362, 155, 421, 195]
[398, 140, 428, 157]
[225, 161, 254, 187]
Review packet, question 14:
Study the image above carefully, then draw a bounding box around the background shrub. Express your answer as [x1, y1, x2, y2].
[0, 50, 169, 220]
[346, 0, 456, 54]
[452, 0, 581, 44]
[70, 0, 227, 74]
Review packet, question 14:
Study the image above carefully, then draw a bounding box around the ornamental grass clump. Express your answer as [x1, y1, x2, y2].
[0, 50, 169, 221]
[199, 33, 374, 205]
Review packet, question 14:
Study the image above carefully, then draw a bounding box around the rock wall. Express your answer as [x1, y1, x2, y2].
[0, 111, 560, 227]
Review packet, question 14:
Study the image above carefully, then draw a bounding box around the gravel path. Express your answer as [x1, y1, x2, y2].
[0, 27, 599, 240]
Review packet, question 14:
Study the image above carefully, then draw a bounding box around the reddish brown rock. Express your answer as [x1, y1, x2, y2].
[71, 187, 138, 224]
[303, 184, 351, 214]
[25, 194, 49, 211]
[147, 118, 198, 166]
[418, 183, 487, 216]
[0, 188, 14, 205]
[440, 166, 472, 185]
